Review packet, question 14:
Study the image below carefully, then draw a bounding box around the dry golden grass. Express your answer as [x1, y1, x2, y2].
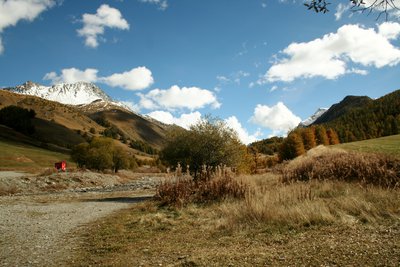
[60, 139, 400, 266]
[282, 146, 400, 188]
[69, 171, 400, 266]
[155, 175, 247, 207]
[219, 174, 399, 230]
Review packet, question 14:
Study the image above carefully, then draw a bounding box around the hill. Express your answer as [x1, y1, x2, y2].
[0, 137, 74, 172]
[0, 89, 169, 153]
[335, 134, 400, 158]
[316, 89, 400, 142]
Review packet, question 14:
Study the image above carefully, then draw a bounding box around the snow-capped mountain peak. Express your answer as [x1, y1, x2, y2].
[300, 108, 328, 127]
[3, 81, 113, 106]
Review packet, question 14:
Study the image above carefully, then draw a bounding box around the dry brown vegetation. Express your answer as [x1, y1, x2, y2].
[69, 148, 400, 266]
[155, 174, 247, 207]
[282, 147, 400, 188]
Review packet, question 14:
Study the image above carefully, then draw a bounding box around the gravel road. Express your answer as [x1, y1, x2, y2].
[0, 188, 156, 266]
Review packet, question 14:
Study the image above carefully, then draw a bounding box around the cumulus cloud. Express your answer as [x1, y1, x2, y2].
[0, 0, 55, 54]
[225, 116, 261, 145]
[101, 67, 154, 90]
[139, 0, 168, 10]
[250, 102, 301, 136]
[77, 4, 129, 48]
[43, 68, 98, 84]
[43, 66, 154, 90]
[147, 111, 201, 129]
[262, 23, 400, 83]
[138, 85, 221, 111]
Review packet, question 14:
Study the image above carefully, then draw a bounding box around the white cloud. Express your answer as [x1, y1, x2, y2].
[250, 102, 301, 136]
[225, 116, 261, 145]
[335, 3, 351, 20]
[43, 66, 153, 90]
[139, 0, 168, 10]
[0, 0, 55, 54]
[101, 67, 154, 90]
[147, 111, 201, 129]
[138, 85, 221, 110]
[262, 23, 400, 83]
[77, 4, 129, 48]
[379, 21, 400, 40]
[43, 68, 98, 84]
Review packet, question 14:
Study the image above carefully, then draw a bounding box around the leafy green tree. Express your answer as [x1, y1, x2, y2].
[161, 116, 246, 179]
[71, 137, 132, 172]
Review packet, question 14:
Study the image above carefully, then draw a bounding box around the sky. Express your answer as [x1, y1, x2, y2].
[1, 0, 400, 144]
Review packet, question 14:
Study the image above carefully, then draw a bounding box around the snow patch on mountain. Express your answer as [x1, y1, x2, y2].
[4, 81, 113, 106]
[300, 108, 328, 127]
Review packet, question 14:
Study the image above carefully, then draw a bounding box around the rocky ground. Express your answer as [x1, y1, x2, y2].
[0, 170, 163, 266]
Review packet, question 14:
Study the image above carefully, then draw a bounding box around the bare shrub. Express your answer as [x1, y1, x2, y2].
[282, 150, 400, 188]
[155, 174, 247, 207]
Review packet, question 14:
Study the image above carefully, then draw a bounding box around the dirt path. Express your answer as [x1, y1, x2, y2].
[0, 190, 153, 266]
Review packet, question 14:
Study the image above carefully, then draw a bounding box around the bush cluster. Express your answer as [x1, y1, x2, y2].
[282, 150, 400, 188]
[71, 137, 136, 172]
[155, 174, 247, 207]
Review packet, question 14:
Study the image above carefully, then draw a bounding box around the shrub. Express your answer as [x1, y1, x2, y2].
[155, 174, 248, 207]
[282, 149, 400, 188]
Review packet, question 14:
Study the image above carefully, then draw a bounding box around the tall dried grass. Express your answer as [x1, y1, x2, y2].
[155, 174, 247, 207]
[217, 174, 400, 230]
[282, 148, 400, 188]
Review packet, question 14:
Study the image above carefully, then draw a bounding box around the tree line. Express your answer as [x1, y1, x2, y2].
[322, 90, 400, 143]
[0, 105, 36, 135]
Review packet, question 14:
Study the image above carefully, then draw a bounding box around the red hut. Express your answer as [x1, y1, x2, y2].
[55, 161, 67, 172]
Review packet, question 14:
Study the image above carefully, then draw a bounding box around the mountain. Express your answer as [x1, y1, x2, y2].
[300, 108, 328, 127]
[3, 81, 114, 106]
[313, 90, 400, 142]
[313, 95, 373, 125]
[0, 82, 170, 154]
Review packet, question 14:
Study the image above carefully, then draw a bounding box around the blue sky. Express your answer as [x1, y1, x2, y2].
[1, 0, 400, 144]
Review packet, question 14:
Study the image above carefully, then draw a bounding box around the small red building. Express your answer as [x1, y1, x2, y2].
[55, 161, 67, 172]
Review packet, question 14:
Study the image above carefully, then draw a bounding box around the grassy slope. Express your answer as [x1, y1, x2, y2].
[335, 134, 400, 157]
[0, 139, 74, 173]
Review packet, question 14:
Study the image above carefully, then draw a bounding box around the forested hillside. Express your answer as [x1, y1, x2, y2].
[320, 90, 400, 143]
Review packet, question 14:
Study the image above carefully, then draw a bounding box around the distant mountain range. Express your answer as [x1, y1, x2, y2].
[0, 81, 170, 155]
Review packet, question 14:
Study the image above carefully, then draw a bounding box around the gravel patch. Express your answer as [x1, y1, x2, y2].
[0, 172, 164, 266]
